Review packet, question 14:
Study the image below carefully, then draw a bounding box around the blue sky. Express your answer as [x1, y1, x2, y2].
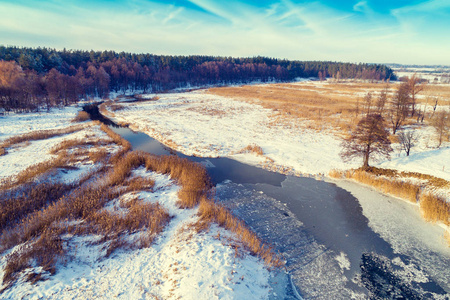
[0, 0, 449, 64]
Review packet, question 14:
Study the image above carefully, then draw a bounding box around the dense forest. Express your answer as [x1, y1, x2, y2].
[0, 46, 396, 112]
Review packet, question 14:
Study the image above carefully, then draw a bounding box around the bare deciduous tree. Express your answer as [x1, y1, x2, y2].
[388, 82, 411, 134]
[340, 114, 392, 168]
[398, 130, 418, 156]
[431, 110, 450, 148]
[408, 73, 426, 117]
[375, 85, 389, 115]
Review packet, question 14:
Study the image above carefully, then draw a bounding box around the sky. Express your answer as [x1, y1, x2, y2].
[0, 0, 449, 65]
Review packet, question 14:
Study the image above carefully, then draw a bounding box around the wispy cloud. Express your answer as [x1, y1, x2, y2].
[0, 0, 449, 64]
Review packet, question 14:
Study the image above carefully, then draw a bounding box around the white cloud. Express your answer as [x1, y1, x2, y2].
[0, 0, 448, 64]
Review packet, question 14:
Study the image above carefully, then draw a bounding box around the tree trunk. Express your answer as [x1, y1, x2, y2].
[363, 152, 370, 168]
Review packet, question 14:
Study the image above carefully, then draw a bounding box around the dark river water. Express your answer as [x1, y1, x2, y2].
[108, 125, 448, 299]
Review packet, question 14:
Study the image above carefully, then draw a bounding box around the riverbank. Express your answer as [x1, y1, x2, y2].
[0, 107, 286, 299]
[104, 86, 450, 235]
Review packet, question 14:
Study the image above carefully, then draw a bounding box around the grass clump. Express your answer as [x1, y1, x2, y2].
[419, 193, 450, 226]
[331, 167, 450, 243]
[72, 111, 90, 122]
[196, 198, 283, 268]
[0, 182, 72, 231]
[238, 144, 264, 156]
[144, 154, 211, 208]
[0, 118, 283, 290]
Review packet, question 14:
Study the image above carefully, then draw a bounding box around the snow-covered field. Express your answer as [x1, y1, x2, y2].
[0, 108, 285, 299]
[109, 88, 450, 183]
[1, 169, 280, 299]
[0, 107, 81, 142]
[110, 90, 360, 176]
[1, 79, 449, 298]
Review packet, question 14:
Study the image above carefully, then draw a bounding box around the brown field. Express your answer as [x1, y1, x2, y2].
[211, 81, 450, 240]
[208, 82, 450, 132]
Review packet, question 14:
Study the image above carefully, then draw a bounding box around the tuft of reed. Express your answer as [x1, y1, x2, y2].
[419, 193, 450, 226]
[125, 177, 155, 192]
[196, 198, 283, 268]
[0, 182, 72, 231]
[88, 200, 171, 256]
[238, 144, 264, 156]
[335, 168, 420, 203]
[88, 148, 109, 163]
[100, 124, 131, 163]
[331, 167, 450, 245]
[144, 154, 211, 208]
[328, 169, 343, 179]
[72, 111, 90, 123]
[0, 155, 68, 190]
[2, 228, 65, 285]
[444, 231, 450, 247]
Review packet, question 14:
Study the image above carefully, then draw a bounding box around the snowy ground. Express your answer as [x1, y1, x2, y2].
[0, 107, 81, 142]
[108, 88, 450, 183]
[1, 170, 282, 299]
[109, 90, 360, 176]
[0, 107, 285, 299]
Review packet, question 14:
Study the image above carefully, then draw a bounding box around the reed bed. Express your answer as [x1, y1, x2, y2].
[72, 110, 90, 122]
[419, 193, 450, 226]
[331, 167, 450, 235]
[1, 122, 283, 288]
[331, 168, 420, 203]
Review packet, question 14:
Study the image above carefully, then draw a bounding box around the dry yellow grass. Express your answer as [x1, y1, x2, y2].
[208, 83, 376, 132]
[420, 193, 450, 226]
[208, 82, 450, 133]
[0, 182, 71, 231]
[331, 168, 420, 203]
[444, 231, 450, 247]
[72, 111, 90, 123]
[100, 123, 131, 162]
[331, 167, 450, 237]
[196, 198, 283, 268]
[237, 144, 264, 156]
[0, 123, 90, 152]
[1, 121, 283, 287]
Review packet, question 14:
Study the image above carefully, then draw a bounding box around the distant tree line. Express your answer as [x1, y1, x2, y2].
[0, 46, 396, 112]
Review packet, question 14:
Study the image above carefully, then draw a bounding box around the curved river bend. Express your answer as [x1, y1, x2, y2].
[109, 125, 449, 299]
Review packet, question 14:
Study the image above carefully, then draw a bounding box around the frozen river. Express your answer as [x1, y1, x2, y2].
[102, 116, 450, 299]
